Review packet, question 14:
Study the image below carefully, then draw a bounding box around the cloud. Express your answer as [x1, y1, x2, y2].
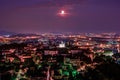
[0, 0, 87, 11]
[22, 0, 86, 8]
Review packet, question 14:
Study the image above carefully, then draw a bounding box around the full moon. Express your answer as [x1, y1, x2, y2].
[61, 10, 65, 15]
[57, 10, 68, 17]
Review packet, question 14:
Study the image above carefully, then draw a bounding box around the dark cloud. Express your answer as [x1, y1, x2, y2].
[38, 0, 85, 5]
[0, 0, 86, 7]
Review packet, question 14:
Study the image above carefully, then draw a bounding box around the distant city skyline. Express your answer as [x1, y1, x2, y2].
[0, 0, 120, 33]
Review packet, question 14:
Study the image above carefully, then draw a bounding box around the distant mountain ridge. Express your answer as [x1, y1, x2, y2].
[0, 31, 16, 36]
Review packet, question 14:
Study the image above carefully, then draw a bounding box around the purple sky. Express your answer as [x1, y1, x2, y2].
[0, 0, 120, 33]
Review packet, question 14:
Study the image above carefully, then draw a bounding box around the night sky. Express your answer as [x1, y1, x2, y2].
[0, 0, 120, 33]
